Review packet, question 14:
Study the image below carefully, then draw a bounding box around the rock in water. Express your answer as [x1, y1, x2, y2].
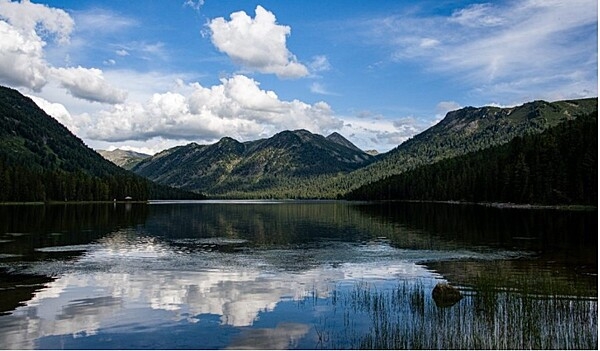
[432, 282, 462, 307]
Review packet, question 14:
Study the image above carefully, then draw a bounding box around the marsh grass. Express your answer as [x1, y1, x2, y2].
[314, 279, 597, 349]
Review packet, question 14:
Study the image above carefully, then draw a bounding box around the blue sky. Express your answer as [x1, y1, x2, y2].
[0, 0, 597, 154]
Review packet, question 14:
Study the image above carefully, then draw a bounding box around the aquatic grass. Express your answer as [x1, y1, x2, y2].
[313, 279, 597, 350]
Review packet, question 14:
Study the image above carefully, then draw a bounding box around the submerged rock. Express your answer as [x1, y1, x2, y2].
[432, 282, 462, 308]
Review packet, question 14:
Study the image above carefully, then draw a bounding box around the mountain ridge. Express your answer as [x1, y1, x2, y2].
[130, 97, 597, 199]
[3, 81, 594, 201]
[325, 132, 364, 152]
[334, 97, 598, 195]
[132, 129, 375, 195]
[345, 110, 598, 205]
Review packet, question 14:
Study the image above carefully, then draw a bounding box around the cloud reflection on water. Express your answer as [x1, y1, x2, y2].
[0, 229, 443, 349]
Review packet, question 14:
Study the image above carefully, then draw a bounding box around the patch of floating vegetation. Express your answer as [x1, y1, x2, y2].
[4, 233, 29, 237]
[35, 244, 96, 253]
[0, 254, 21, 259]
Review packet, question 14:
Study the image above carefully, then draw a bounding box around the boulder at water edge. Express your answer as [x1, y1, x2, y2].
[432, 282, 462, 308]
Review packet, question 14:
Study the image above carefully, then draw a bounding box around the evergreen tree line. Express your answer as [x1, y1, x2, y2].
[0, 157, 205, 202]
[345, 112, 598, 205]
[0, 86, 205, 202]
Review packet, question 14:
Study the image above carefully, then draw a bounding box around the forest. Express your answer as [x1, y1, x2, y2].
[0, 157, 205, 202]
[345, 111, 598, 206]
[0, 86, 204, 202]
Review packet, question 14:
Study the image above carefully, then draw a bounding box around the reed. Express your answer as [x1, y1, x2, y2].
[314, 279, 597, 349]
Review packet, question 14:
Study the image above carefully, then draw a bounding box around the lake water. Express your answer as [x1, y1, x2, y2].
[0, 201, 596, 349]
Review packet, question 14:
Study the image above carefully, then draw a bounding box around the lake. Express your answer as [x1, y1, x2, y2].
[0, 200, 596, 349]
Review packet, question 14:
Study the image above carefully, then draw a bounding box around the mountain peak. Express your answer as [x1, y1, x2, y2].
[97, 149, 151, 170]
[218, 136, 240, 143]
[326, 132, 363, 152]
[268, 129, 315, 147]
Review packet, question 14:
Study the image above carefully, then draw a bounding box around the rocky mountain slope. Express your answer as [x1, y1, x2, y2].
[132, 129, 375, 196]
[98, 149, 151, 170]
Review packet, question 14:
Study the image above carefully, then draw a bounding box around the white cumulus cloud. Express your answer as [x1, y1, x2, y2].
[339, 112, 432, 152]
[0, 0, 74, 91]
[0, 0, 127, 104]
[0, 20, 48, 90]
[0, 0, 73, 44]
[87, 74, 342, 142]
[208, 6, 309, 78]
[51, 66, 127, 104]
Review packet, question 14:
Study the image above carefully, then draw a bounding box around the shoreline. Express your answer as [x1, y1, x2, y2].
[0, 200, 149, 206]
[0, 198, 595, 211]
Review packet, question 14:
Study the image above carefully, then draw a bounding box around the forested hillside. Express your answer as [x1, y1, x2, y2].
[245, 98, 596, 199]
[128, 98, 596, 200]
[0, 86, 204, 202]
[346, 111, 597, 205]
[132, 129, 375, 196]
[335, 98, 598, 194]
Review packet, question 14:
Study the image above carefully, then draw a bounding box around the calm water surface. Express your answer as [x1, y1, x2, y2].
[0, 201, 596, 349]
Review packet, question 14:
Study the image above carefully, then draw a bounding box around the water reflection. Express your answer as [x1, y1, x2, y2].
[0, 201, 596, 349]
[355, 202, 597, 257]
[0, 258, 435, 348]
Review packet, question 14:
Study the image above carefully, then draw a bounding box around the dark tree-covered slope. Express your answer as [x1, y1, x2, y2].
[338, 98, 598, 194]
[346, 111, 598, 205]
[132, 129, 375, 196]
[132, 98, 596, 199]
[0, 86, 204, 201]
[268, 98, 597, 199]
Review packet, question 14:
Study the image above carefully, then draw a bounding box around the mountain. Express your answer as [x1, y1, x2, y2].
[209, 97, 595, 199]
[326, 98, 599, 197]
[132, 97, 597, 199]
[345, 110, 598, 205]
[325, 132, 364, 152]
[0, 86, 204, 201]
[132, 129, 375, 196]
[98, 149, 151, 170]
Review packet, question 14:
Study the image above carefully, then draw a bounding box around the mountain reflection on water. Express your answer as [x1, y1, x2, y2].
[0, 201, 596, 349]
